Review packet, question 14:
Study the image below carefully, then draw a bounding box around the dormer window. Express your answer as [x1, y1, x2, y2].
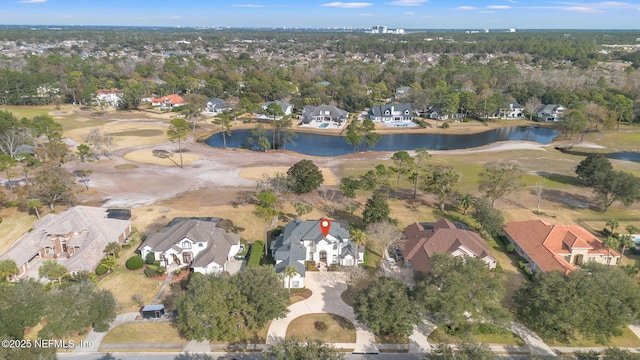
[404, 110, 410, 115]
[182, 241, 192, 249]
[384, 110, 390, 115]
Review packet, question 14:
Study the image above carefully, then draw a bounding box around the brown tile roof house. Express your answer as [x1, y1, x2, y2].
[0, 206, 132, 279]
[403, 218, 497, 273]
[503, 220, 619, 274]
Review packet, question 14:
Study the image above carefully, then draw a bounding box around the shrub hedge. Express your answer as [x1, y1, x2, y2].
[95, 264, 108, 275]
[126, 255, 145, 270]
[247, 241, 264, 268]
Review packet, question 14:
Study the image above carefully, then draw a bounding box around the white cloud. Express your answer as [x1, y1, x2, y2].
[232, 4, 264, 7]
[322, 2, 373, 8]
[388, 0, 427, 6]
[561, 6, 599, 12]
[20, 0, 47, 3]
[594, 1, 629, 7]
[487, 5, 511, 9]
[456, 6, 477, 10]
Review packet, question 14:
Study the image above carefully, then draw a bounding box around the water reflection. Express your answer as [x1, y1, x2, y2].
[205, 126, 560, 157]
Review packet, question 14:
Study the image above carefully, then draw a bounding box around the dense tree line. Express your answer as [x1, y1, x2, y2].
[175, 266, 289, 341]
[354, 254, 507, 338]
[0, 110, 77, 210]
[0, 276, 117, 341]
[515, 263, 640, 344]
[0, 28, 638, 124]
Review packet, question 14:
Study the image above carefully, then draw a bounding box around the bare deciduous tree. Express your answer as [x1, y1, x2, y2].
[524, 96, 542, 121]
[342, 266, 366, 290]
[365, 221, 403, 257]
[534, 178, 546, 214]
[0, 129, 25, 157]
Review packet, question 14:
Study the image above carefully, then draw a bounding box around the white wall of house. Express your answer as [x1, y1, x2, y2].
[192, 263, 224, 275]
[283, 272, 304, 289]
[141, 236, 240, 270]
[305, 236, 348, 264]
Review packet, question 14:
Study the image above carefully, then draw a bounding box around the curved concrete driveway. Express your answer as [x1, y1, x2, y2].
[267, 271, 378, 353]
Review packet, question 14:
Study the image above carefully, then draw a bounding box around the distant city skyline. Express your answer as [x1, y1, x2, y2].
[1, 0, 640, 30]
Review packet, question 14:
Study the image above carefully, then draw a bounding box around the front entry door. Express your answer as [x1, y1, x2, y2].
[319, 250, 327, 262]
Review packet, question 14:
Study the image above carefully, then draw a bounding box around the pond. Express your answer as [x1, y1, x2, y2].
[205, 126, 561, 157]
[606, 152, 640, 163]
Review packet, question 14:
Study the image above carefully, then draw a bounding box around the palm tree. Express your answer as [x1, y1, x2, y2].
[350, 228, 367, 265]
[283, 266, 298, 294]
[0, 259, 18, 282]
[603, 236, 620, 265]
[457, 193, 473, 215]
[212, 114, 233, 149]
[618, 234, 634, 266]
[104, 241, 121, 258]
[626, 224, 639, 236]
[100, 256, 117, 272]
[38, 260, 67, 283]
[606, 218, 620, 235]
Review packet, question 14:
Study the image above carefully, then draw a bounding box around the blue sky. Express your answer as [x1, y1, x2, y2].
[2, 0, 640, 29]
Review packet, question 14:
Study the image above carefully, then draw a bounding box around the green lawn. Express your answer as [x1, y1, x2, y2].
[583, 129, 640, 150]
[0, 105, 52, 119]
[102, 322, 186, 345]
[428, 326, 525, 346]
[286, 313, 356, 343]
[97, 238, 164, 313]
[545, 326, 640, 347]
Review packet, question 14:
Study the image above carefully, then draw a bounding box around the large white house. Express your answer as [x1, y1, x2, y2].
[537, 104, 566, 122]
[258, 100, 293, 121]
[139, 218, 240, 275]
[271, 218, 363, 288]
[95, 89, 122, 106]
[368, 103, 413, 124]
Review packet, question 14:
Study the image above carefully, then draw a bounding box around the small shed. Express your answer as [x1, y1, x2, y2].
[141, 304, 165, 319]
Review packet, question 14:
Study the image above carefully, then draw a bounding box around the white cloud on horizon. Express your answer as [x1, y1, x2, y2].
[232, 4, 264, 7]
[487, 5, 511, 9]
[20, 0, 47, 3]
[456, 6, 477, 10]
[594, 1, 629, 7]
[388, 0, 427, 6]
[561, 6, 600, 12]
[322, 2, 373, 8]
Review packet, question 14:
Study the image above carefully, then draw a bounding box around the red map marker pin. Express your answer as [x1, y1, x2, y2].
[320, 218, 331, 237]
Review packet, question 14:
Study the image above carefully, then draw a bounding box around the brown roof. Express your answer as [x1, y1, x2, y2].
[403, 219, 496, 273]
[503, 220, 618, 274]
[0, 206, 131, 274]
[151, 94, 185, 105]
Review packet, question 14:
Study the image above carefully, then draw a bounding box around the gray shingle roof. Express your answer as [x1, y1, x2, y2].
[262, 100, 292, 113]
[301, 105, 348, 124]
[0, 206, 131, 273]
[141, 218, 239, 269]
[191, 227, 240, 268]
[272, 219, 349, 276]
[369, 103, 412, 117]
[141, 219, 219, 252]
